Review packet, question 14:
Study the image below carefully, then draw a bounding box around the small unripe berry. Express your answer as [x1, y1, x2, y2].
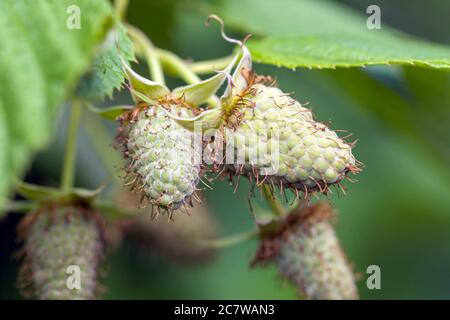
[222, 79, 359, 194]
[117, 102, 200, 212]
[18, 205, 104, 300]
[254, 203, 358, 300]
[211, 36, 361, 196]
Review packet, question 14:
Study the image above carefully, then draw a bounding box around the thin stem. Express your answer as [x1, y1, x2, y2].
[195, 228, 260, 249]
[156, 48, 219, 107]
[83, 111, 123, 183]
[61, 101, 82, 193]
[114, 0, 129, 22]
[189, 55, 235, 74]
[156, 48, 201, 85]
[262, 185, 285, 217]
[126, 24, 165, 85]
[4, 200, 35, 213]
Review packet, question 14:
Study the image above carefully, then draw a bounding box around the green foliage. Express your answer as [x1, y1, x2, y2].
[76, 24, 135, 101]
[403, 68, 450, 164]
[0, 0, 113, 209]
[206, 0, 450, 69]
[208, 0, 370, 37]
[248, 35, 450, 69]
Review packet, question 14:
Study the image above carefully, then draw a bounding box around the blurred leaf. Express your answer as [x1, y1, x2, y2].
[325, 68, 415, 134]
[76, 23, 135, 101]
[204, 0, 450, 69]
[206, 0, 370, 37]
[0, 0, 113, 207]
[326, 68, 450, 167]
[403, 67, 450, 164]
[248, 34, 450, 69]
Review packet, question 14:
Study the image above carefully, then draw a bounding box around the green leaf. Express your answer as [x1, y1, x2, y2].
[208, 0, 370, 37]
[0, 0, 113, 208]
[248, 34, 450, 70]
[206, 0, 450, 69]
[76, 23, 135, 101]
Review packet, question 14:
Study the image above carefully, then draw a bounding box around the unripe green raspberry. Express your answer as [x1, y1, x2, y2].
[221, 84, 358, 192]
[210, 33, 361, 195]
[254, 203, 358, 300]
[118, 102, 200, 212]
[222, 81, 359, 194]
[18, 205, 104, 300]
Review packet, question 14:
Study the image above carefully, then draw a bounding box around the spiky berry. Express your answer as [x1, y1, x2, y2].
[254, 203, 358, 300]
[206, 29, 360, 196]
[118, 102, 201, 212]
[221, 77, 359, 194]
[18, 205, 104, 300]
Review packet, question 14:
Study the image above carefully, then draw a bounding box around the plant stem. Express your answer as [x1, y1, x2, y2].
[4, 200, 35, 213]
[126, 24, 165, 85]
[262, 185, 285, 217]
[195, 228, 260, 249]
[61, 101, 82, 193]
[156, 49, 219, 107]
[189, 55, 235, 74]
[114, 0, 129, 21]
[84, 111, 123, 183]
[156, 49, 202, 84]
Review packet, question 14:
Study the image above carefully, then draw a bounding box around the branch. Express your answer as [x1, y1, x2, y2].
[126, 24, 166, 85]
[61, 101, 82, 193]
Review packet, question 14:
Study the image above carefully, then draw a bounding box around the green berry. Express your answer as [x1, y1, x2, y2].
[254, 203, 358, 300]
[222, 82, 359, 194]
[19, 205, 104, 300]
[119, 102, 200, 211]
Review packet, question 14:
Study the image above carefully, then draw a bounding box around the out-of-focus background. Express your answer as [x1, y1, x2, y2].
[1, 0, 449, 299]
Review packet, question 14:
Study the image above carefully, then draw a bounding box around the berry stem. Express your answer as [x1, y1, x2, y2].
[156, 48, 219, 107]
[189, 55, 235, 74]
[61, 101, 82, 193]
[83, 111, 123, 183]
[195, 228, 260, 249]
[156, 49, 201, 85]
[114, 0, 129, 21]
[262, 185, 286, 217]
[4, 200, 35, 213]
[126, 24, 166, 85]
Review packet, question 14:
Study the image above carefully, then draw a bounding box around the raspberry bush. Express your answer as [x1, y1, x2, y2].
[0, 0, 449, 301]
